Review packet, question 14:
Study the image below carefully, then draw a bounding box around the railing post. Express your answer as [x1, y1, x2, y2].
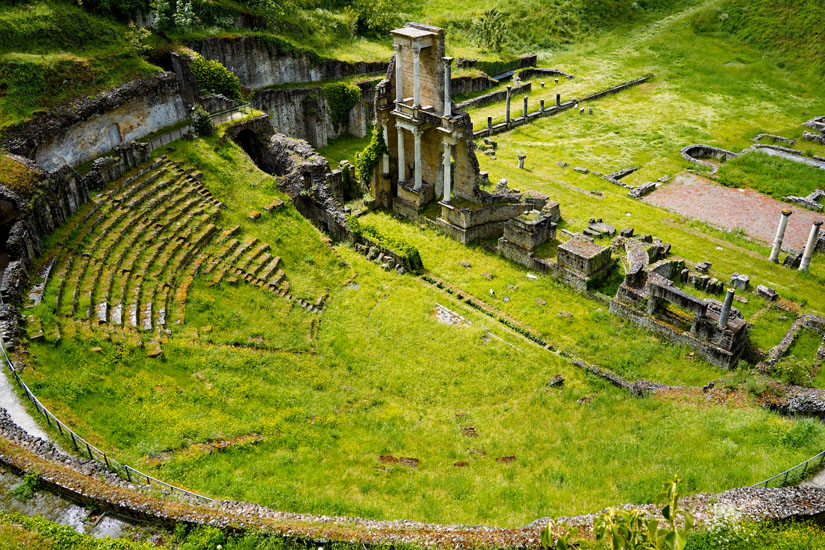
[103, 454, 111, 470]
[70, 431, 78, 450]
[783, 471, 789, 486]
[125, 465, 132, 482]
[85, 442, 94, 460]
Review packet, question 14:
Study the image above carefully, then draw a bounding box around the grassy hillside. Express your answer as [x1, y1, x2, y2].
[0, 0, 160, 128]
[691, 0, 825, 79]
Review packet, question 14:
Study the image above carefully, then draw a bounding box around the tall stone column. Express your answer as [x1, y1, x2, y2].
[769, 209, 792, 262]
[800, 220, 823, 272]
[505, 86, 512, 124]
[443, 57, 453, 117]
[442, 141, 452, 203]
[396, 126, 405, 182]
[719, 288, 735, 328]
[413, 127, 423, 191]
[382, 123, 390, 175]
[394, 44, 403, 107]
[413, 47, 421, 109]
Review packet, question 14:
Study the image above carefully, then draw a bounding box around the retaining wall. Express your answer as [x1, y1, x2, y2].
[190, 36, 386, 89]
[1, 74, 187, 173]
[251, 80, 375, 148]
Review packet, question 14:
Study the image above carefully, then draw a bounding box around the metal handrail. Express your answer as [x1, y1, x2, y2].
[751, 450, 825, 488]
[0, 311, 213, 502]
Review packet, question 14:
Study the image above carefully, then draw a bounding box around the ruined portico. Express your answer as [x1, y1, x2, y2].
[374, 23, 516, 236]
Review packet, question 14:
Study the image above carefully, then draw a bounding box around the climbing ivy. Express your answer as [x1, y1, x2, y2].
[353, 125, 388, 189]
[322, 82, 360, 132]
[189, 54, 242, 101]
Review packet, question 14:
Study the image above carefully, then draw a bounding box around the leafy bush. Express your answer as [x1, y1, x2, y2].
[354, 125, 388, 189]
[322, 82, 360, 132]
[79, 0, 149, 20]
[349, 0, 401, 34]
[191, 105, 214, 136]
[190, 54, 242, 101]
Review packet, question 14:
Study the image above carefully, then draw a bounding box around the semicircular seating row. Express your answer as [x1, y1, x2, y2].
[33, 157, 297, 355]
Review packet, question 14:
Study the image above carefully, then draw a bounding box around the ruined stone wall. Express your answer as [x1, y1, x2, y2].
[451, 74, 499, 97]
[252, 81, 374, 148]
[1, 74, 187, 173]
[35, 92, 186, 172]
[191, 36, 386, 89]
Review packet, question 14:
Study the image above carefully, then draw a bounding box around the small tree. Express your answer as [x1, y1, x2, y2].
[191, 105, 214, 136]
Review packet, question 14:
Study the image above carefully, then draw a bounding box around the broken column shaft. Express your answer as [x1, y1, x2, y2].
[523, 95, 528, 119]
[505, 86, 512, 124]
[800, 220, 824, 272]
[769, 209, 792, 263]
[719, 288, 735, 328]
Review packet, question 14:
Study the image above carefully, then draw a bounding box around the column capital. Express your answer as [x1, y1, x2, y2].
[412, 46, 422, 57]
[443, 56, 454, 65]
[394, 43, 402, 52]
[782, 209, 793, 216]
[411, 126, 423, 137]
[816, 221, 824, 227]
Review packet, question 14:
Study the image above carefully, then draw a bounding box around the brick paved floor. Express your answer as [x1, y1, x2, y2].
[646, 173, 825, 251]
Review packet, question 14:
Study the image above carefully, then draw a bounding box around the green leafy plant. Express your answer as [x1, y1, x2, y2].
[191, 105, 214, 136]
[322, 82, 360, 132]
[190, 54, 242, 101]
[354, 125, 388, 189]
[473, 8, 508, 52]
[542, 476, 694, 550]
[11, 473, 40, 502]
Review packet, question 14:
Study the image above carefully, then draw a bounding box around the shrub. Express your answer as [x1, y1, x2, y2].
[354, 125, 388, 190]
[191, 105, 214, 136]
[350, 0, 401, 34]
[322, 82, 360, 132]
[190, 54, 242, 101]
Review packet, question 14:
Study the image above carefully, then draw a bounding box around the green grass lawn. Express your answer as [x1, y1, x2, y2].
[17, 131, 825, 527]
[716, 153, 825, 199]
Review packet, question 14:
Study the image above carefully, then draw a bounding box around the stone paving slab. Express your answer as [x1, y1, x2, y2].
[646, 173, 825, 250]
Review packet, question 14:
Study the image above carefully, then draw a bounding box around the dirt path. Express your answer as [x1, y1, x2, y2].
[646, 173, 825, 250]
